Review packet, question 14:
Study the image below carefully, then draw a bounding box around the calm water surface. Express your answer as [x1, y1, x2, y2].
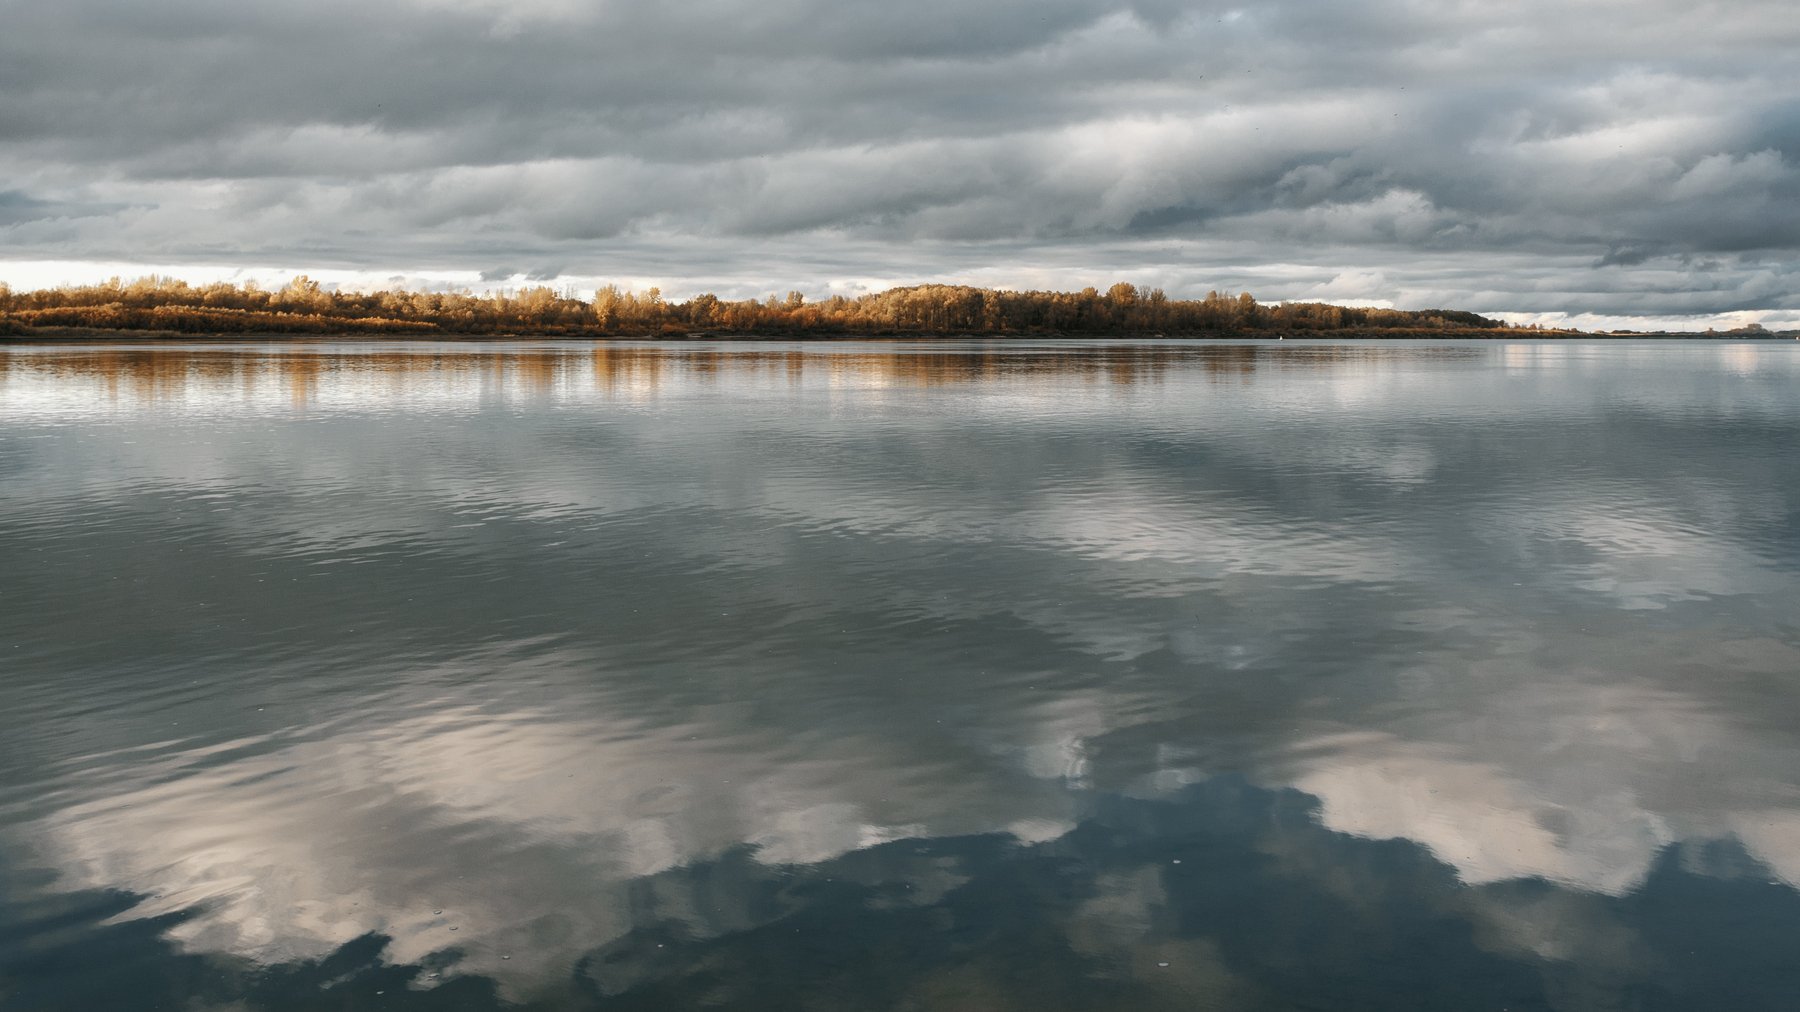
[2, 340, 1799, 1010]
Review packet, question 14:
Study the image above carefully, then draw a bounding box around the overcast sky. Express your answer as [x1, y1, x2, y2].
[2, 0, 1797, 328]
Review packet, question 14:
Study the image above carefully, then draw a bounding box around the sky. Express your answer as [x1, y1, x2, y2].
[2, 0, 1797, 330]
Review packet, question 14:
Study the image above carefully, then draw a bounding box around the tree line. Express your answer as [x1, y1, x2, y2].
[0, 276, 1525, 337]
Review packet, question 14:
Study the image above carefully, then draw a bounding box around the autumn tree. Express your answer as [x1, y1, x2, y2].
[594, 285, 621, 329]
[0, 275, 1516, 338]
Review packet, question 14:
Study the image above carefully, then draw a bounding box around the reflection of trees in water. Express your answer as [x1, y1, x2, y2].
[11, 776, 1797, 1011]
[593, 344, 1484, 389]
[3, 343, 1488, 406]
[2, 346, 578, 406]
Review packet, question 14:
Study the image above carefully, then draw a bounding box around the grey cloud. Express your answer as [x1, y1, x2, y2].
[0, 0, 1797, 322]
[0, 188, 127, 227]
[0, 190, 55, 226]
[1597, 243, 1660, 268]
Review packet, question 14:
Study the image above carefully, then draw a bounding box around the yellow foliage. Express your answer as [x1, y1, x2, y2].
[0, 276, 1514, 337]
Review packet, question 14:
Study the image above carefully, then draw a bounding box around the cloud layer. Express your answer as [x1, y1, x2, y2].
[2, 0, 1798, 325]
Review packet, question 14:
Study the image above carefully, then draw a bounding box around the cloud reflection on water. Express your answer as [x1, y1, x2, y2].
[3, 340, 1800, 1007]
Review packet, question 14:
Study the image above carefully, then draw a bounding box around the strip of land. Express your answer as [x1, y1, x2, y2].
[0, 278, 1786, 339]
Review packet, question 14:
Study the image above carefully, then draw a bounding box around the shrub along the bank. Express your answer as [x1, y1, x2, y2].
[0, 277, 1536, 337]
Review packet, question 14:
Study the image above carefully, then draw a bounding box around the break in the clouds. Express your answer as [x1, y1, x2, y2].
[1, 0, 1797, 327]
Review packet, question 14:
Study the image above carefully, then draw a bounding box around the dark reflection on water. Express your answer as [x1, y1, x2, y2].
[0, 339, 1486, 396]
[14, 779, 1799, 1011]
[3, 339, 1799, 1010]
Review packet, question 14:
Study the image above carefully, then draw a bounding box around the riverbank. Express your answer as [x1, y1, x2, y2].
[8, 279, 1791, 341]
[6, 324, 1797, 342]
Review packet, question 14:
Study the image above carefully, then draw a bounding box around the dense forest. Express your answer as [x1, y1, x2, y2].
[0, 276, 1537, 338]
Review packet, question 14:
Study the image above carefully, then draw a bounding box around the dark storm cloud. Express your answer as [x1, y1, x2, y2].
[0, 189, 125, 227]
[0, 0, 1796, 322]
[1597, 244, 1660, 268]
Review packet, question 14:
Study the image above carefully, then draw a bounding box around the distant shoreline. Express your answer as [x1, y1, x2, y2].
[5, 279, 1789, 342]
[3, 326, 1794, 343]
